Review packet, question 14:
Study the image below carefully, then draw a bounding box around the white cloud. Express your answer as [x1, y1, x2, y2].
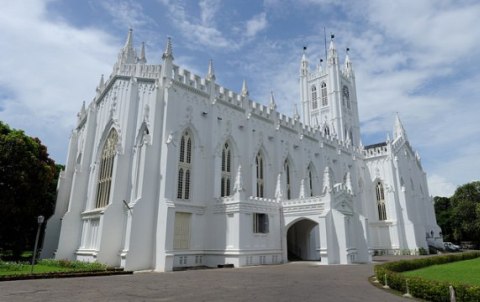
[245, 12, 268, 38]
[99, 0, 155, 28]
[158, 0, 234, 49]
[428, 174, 456, 197]
[0, 0, 118, 161]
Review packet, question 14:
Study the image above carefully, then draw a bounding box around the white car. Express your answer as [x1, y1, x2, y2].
[444, 242, 461, 252]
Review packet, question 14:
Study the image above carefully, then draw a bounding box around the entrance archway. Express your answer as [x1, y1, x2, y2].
[287, 219, 320, 261]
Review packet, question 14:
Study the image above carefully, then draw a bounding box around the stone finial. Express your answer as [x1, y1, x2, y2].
[293, 103, 300, 121]
[323, 166, 332, 193]
[345, 172, 352, 193]
[138, 42, 147, 64]
[124, 28, 133, 49]
[299, 178, 305, 199]
[269, 91, 277, 111]
[233, 165, 244, 192]
[96, 74, 105, 94]
[393, 113, 407, 140]
[275, 173, 283, 200]
[344, 48, 353, 77]
[241, 79, 249, 97]
[206, 59, 215, 81]
[162, 37, 174, 60]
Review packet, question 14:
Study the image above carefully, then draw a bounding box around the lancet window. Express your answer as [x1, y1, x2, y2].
[311, 85, 318, 109]
[177, 130, 193, 200]
[321, 82, 328, 106]
[284, 159, 291, 200]
[256, 151, 264, 198]
[376, 181, 387, 221]
[307, 164, 314, 197]
[221, 142, 232, 197]
[95, 129, 118, 208]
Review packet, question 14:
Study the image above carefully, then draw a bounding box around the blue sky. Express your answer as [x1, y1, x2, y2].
[1, 0, 479, 197]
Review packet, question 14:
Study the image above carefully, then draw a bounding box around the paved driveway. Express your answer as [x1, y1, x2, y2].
[0, 261, 410, 302]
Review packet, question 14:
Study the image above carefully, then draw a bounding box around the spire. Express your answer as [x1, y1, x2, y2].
[275, 173, 283, 201]
[344, 48, 353, 77]
[138, 42, 147, 64]
[241, 79, 249, 97]
[162, 37, 174, 60]
[393, 113, 407, 140]
[317, 58, 324, 73]
[206, 59, 215, 81]
[300, 46, 309, 76]
[124, 28, 133, 49]
[118, 28, 136, 65]
[96, 74, 105, 94]
[80, 101, 86, 116]
[269, 91, 277, 111]
[328, 34, 338, 65]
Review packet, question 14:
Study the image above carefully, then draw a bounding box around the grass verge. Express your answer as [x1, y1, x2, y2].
[402, 257, 480, 286]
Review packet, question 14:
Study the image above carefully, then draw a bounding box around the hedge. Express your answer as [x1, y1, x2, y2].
[374, 252, 480, 302]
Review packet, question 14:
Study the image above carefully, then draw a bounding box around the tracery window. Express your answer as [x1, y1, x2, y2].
[177, 130, 193, 200]
[221, 142, 232, 197]
[95, 129, 118, 208]
[256, 151, 264, 198]
[376, 181, 387, 221]
[321, 82, 328, 106]
[311, 85, 318, 109]
[284, 159, 291, 200]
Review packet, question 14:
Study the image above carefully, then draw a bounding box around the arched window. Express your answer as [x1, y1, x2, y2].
[311, 85, 318, 109]
[324, 125, 330, 136]
[307, 164, 314, 197]
[376, 181, 387, 221]
[177, 130, 193, 200]
[321, 82, 328, 106]
[221, 142, 232, 197]
[95, 129, 118, 208]
[256, 151, 264, 198]
[284, 159, 291, 200]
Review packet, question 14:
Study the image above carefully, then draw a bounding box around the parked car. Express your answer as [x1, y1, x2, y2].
[444, 242, 461, 252]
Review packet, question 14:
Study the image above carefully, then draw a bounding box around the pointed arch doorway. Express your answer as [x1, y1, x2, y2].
[287, 219, 320, 261]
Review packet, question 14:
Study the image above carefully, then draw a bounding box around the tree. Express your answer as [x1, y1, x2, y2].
[450, 181, 480, 244]
[0, 121, 61, 259]
[434, 196, 454, 242]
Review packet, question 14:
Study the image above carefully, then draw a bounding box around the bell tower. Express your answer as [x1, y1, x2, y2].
[299, 36, 361, 147]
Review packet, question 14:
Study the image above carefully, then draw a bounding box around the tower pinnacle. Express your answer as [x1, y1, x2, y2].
[393, 113, 408, 140]
[241, 80, 249, 97]
[162, 37, 174, 60]
[206, 59, 215, 81]
[138, 42, 147, 64]
[269, 91, 277, 111]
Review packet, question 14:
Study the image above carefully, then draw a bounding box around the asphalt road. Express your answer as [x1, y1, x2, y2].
[0, 260, 411, 302]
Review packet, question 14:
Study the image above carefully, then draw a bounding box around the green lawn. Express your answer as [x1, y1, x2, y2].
[402, 257, 480, 286]
[0, 264, 76, 276]
[0, 259, 108, 277]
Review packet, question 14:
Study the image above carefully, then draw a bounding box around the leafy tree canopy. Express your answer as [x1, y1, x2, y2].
[0, 121, 62, 259]
[434, 181, 480, 246]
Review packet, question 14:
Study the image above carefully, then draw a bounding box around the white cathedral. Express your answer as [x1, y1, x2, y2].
[41, 30, 443, 272]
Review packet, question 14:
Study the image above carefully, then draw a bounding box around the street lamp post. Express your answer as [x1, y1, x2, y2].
[30, 215, 44, 274]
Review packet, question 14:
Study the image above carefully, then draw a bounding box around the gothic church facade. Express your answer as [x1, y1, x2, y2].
[42, 30, 443, 271]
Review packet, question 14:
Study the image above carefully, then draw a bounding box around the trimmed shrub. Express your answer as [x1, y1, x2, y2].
[374, 252, 480, 302]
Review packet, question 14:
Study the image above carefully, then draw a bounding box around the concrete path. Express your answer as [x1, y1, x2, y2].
[0, 260, 411, 302]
